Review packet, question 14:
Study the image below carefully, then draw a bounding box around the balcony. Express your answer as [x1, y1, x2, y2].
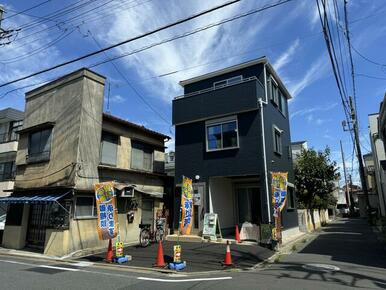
[173, 77, 264, 125]
[0, 133, 18, 153]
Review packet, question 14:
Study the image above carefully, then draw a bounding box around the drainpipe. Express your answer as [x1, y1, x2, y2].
[259, 63, 271, 224]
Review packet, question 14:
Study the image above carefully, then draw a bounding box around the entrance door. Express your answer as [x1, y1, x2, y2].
[27, 204, 52, 249]
[235, 186, 261, 225]
[191, 183, 205, 235]
[141, 199, 154, 226]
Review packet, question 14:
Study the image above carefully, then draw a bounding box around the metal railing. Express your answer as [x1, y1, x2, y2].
[0, 132, 18, 144]
[174, 76, 260, 100]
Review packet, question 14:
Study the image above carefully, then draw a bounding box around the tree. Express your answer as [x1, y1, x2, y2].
[294, 147, 339, 227]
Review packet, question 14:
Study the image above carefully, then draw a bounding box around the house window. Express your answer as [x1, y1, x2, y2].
[10, 121, 23, 141]
[279, 91, 287, 117]
[100, 131, 118, 166]
[131, 142, 153, 172]
[28, 128, 52, 163]
[268, 76, 279, 106]
[0, 161, 15, 181]
[74, 196, 97, 219]
[287, 187, 295, 209]
[206, 117, 239, 151]
[273, 126, 283, 155]
[213, 75, 242, 89]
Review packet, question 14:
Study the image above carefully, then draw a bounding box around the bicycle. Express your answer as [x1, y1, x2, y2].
[139, 218, 165, 247]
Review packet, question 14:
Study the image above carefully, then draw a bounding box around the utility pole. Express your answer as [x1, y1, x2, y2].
[0, 5, 4, 31]
[349, 96, 370, 211]
[340, 140, 351, 207]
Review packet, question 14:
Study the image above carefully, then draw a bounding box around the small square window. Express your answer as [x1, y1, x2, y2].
[273, 126, 283, 155]
[74, 196, 97, 218]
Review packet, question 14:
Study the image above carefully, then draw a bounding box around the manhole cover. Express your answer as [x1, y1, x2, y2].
[302, 263, 340, 272]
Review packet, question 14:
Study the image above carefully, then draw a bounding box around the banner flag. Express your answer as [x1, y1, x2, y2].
[179, 176, 193, 235]
[94, 182, 118, 240]
[271, 172, 288, 243]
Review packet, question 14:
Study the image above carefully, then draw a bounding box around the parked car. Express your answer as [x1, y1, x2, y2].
[0, 214, 6, 230]
[337, 204, 350, 217]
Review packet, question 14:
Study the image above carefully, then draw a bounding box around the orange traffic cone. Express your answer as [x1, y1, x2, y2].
[235, 225, 241, 243]
[223, 240, 233, 266]
[154, 240, 166, 268]
[106, 239, 113, 263]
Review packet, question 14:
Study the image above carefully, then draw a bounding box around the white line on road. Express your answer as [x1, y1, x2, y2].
[137, 276, 233, 283]
[0, 259, 80, 272]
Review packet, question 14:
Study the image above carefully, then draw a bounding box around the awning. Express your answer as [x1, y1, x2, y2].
[134, 188, 164, 199]
[0, 191, 70, 204]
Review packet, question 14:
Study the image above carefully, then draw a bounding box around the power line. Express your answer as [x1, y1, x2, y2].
[3, 0, 54, 20]
[0, 32, 319, 101]
[0, 0, 296, 89]
[356, 73, 386, 81]
[88, 30, 171, 127]
[351, 43, 386, 67]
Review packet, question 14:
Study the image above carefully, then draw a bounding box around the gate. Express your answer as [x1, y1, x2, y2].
[27, 204, 52, 249]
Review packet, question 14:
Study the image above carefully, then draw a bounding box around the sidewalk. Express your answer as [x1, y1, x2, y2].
[80, 240, 274, 272]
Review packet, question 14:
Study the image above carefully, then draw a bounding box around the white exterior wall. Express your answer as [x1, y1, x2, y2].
[209, 177, 236, 230]
[369, 114, 386, 216]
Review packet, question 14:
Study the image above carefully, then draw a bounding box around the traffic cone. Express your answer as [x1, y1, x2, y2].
[106, 239, 113, 263]
[154, 240, 166, 268]
[235, 225, 241, 243]
[223, 240, 233, 266]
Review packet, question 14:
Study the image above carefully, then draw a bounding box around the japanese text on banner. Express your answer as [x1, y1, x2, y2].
[94, 182, 118, 240]
[179, 176, 193, 235]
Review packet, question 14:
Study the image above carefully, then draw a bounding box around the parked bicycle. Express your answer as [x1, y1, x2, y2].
[139, 218, 166, 247]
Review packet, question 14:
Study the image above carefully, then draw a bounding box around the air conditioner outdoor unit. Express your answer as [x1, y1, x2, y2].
[121, 187, 134, 198]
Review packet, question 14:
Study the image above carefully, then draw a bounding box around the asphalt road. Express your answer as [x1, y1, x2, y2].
[0, 218, 385, 290]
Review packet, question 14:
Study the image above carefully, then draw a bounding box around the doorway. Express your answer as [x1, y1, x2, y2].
[26, 204, 52, 249]
[141, 199, 154, 226]
[191, 183, 205, 235]
[235, 185, 261, 225]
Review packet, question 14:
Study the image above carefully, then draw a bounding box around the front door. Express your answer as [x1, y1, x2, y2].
[191, 183, 205, 235]
[27, 204, 52, 249]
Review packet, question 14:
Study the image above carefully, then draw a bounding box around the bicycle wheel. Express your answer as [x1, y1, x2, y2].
[155, 229, 164, 243]
[139, 229, 150, 247]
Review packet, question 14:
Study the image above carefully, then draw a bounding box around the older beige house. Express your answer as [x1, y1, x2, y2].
[0, 68, 171, 256]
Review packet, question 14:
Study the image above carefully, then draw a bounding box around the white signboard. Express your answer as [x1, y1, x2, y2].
[202, 213, 218, 241]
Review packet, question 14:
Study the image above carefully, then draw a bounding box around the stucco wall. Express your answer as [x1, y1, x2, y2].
[2, 204, 29, 249]
[209, 177, 236, 230]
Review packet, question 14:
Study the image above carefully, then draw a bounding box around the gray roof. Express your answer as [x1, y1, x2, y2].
[0, 107, 24, 121]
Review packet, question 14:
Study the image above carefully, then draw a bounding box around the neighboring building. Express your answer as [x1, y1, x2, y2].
[291, 141, 308, 161]
[172, 57, 298, 241]
[0, 108, 23, 218]
[1, 69, 171, 256]
[165, 151, 175, 177]
[369, 112, 386, 217]
[362, 153, 380, 216]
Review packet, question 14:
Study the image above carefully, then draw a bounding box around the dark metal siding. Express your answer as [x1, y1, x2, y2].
[173, 79, 264, 125]
[175, 110, 263, 179]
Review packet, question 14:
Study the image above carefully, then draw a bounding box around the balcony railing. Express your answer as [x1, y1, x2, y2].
[0, 133, 18, 144]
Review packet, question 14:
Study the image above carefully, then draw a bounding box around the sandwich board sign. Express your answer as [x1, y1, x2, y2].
[202, 213, 220, 241]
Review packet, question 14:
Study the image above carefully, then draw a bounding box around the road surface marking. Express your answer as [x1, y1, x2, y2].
[137, 276, 232, 283]
[0, 259, 80, 272]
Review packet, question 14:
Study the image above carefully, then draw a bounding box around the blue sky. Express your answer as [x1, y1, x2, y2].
[0, 0, 385, 185]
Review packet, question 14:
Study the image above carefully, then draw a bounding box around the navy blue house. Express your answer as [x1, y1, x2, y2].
[172, 57, 298, 240]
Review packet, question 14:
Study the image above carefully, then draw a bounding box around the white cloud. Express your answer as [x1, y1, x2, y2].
[291, 102, 338, 120]
[109, 94, 125, 104]
[286, 53, 330, 98]
[272, 38, 300, 73]
[89, 0, 274, 102]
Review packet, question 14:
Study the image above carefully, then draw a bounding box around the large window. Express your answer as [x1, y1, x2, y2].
[279, 91, 287, 117]
[100, 131, 118, 166]
[74, 196, 97, 219]
[268, 76, 279, 106]
[0, 161, 15, 181]
[206, 117, 239, 151]
[131, 142, 153, 172]
[273, 126, 283, 155]
[28, 128, 52, 163]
